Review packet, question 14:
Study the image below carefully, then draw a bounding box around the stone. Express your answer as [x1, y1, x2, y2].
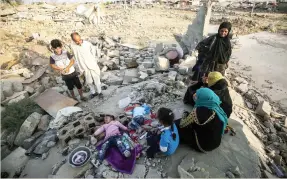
[124, 164, 145, 178]
[284, 117, 287, 128]
[271, 111, 286, 119]
[42, 152, 49, 160]
[51, 86, 65, 93]
[1, 80, 14, 97]
[155, 43, 164, 54]
[123, 69, 139, 85]
[22, 131, 44, 150]
[178, 55, 196, 73]
[256, 101, 272, 117]
[147, 68, 156, 75]
[168, 71, 177, 81]
[46, 141, 56, 148]
[90, 136, 97, 145]
[154, 56, 169, 72]
[142, 61, 154, 68]
[41, 77, 51, 89]
[235, 83, 249, 94]
[24, 86, 34, 94]
[55, 77, 64, 84]
[226, 171, 235, 178]
[230, 166, 241, 177]
[235, 77, 248, 84]
[264, 121, 276, 133]
[178, 66, 189, 75]
[1, 147, 29, 178]
[68, 138, 81, 146]
[7, 91, 29, 105]
[105, 74, 123, 86]
[102, 170, 119, 178]
[12, 81, 23, 92]
[139, 71, 148, 80]
[14, 112, 42, 146]
[37, 115, 51, 131]
[107, 50, 120, 57]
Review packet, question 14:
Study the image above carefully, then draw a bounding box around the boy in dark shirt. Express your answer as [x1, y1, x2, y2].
[50, 39, 87, 101]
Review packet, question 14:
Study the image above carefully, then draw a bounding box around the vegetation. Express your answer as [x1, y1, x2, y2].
[1, 98, 42, 133]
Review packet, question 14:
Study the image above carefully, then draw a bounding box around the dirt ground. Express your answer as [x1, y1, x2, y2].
[0, 3, 286, 67]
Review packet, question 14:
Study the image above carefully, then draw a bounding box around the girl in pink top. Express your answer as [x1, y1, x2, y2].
[93, 115, 131, 167]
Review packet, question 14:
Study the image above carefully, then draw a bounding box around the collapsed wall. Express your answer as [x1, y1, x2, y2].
[180, 0, 213, 54]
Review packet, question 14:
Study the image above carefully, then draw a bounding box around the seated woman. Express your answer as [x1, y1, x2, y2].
[176, 88, 228, 152]
[184, 71, 233, 118]
[207, 72, 233, 118]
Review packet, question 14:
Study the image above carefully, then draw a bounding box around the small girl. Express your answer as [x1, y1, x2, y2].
[128, 103, 150, 130]
[146, 108, 179, 158]
[92, 115, 131, 167]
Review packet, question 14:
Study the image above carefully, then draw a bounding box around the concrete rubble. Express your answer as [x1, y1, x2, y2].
[1, 1, 287, 179]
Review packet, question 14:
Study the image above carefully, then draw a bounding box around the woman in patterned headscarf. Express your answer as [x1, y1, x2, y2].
[176, 88, 228, 152]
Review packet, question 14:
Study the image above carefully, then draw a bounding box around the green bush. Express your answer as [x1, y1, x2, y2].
[1, 99, 42, 133]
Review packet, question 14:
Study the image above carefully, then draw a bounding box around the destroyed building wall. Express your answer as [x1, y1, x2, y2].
[180, 0, 213, 54]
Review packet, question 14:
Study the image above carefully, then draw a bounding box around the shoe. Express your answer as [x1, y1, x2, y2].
[80, 96, 88, 101]
[98, 93, 104, 99]
[89, 93, 98, 99]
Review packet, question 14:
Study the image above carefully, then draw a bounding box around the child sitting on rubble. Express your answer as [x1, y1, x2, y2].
[128, 103, 150, 131]
[49, 39, 87, 101]
[91, 114, 131, 167]
[146, 108, 179, 158]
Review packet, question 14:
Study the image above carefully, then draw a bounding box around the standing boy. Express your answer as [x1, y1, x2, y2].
[50, 39, 87, 101]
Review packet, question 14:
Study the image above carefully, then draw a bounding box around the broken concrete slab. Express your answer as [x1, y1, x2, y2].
[256, 101, 272, 117]
[154, 56, 169, 72]
[1, 80, 14, 97]
[123, 69, 139, 85]
[22, 66, 48, 84]
[12, 81, 24, 92]
[8, 91, 29, 105]
[1, 91, 29, 105]
[14, 112, 42, 146]
[1, 147, 29, 178]
[35, 89, 78, 118]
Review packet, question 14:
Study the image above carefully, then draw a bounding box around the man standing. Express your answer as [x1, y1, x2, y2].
[70, 32, 103, 99]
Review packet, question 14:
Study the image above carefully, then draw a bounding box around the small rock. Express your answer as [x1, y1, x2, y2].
[62, 147, 69, 156]
[142, 61, 154, 68]
[230, 166, 241, 177]
[24, 86, 34, 94]
[139, 71, 148, 80]
[41, 77, 51, 89]
[102, 170, 118, 178]
[154, 56, 169, 72]
[90, 136, 97, 145]
[2, 81, 14, 97]
[46, 141, 56, 148]
[235, 83, 248, 94]
[226, 171, 235, 178]
[55, 77, 64, 84]
[168, 71, 177, 81]
[14, 112, 42, 146]
[12, 81, 23, 92]
[147, 68, 156, 75]
[38, 115, 51, 131]
[42, 152, 49, 160]
[256, 101, 272, 117]
[68, 138, 81, 147]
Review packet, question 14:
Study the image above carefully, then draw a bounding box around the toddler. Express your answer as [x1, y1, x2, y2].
[128, 103, 150, 130]
[146, 107, 179, 158]
[92, 115, 131, 167]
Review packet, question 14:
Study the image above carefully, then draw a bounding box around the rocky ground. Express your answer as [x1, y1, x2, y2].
[1, 1, 287, 179]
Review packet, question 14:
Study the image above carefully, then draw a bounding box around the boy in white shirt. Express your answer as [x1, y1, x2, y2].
[50, 39, 87, 101]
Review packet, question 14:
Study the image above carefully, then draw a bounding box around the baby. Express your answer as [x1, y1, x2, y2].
[92, 115, 131, 167]
[128, 103, 150, 130]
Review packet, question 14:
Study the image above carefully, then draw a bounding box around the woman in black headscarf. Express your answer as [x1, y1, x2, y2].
[191, 22, 232, 81]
